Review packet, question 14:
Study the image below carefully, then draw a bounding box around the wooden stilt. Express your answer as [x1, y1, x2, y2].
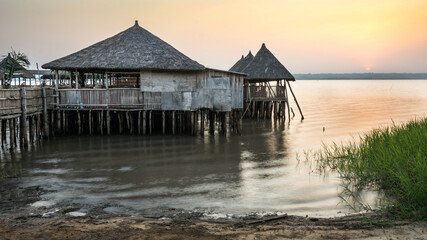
[126, 111, 130, 133]
[77, 111, 81, 135]
[1, 120, 6, 148]
[172, 111, 175, 135]
[20, 87, 28, 148]
[118, 112, 123, 134]
[56, 110, 61, 135]
[100, 110, 104, 135]
[162, 111, 165, 135]
[200, 110, 205, 135]
[36, 115, 41, 141]
[106, 110, 111, 135]
[10, 119, 15, 149]
[286, 80, 304, 120]
[138, 111, 141, 134]
[89, 110, 92, 135]
[142, 111, 146, 135]
[149, 111, 152, 135]
[42, 88, 49, 139]
[29, 116, 34, 144]
[209, 110, 215, 135]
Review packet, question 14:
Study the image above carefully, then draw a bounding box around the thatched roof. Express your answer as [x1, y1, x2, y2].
[232, 44, 295, 81]
[229, 51, 253, 72]
[42, 21, 205, 72]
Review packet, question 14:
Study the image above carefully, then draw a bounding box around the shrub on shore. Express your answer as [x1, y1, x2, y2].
[309, 118, 427, 220]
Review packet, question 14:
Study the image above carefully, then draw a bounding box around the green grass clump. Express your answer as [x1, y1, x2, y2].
[310, 118, 427, 220]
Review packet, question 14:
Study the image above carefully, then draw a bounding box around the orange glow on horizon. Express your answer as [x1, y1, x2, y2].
[0, 0, 426, 73]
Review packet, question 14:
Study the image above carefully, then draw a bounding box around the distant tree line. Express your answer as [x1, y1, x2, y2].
[294, 73, 427, 80]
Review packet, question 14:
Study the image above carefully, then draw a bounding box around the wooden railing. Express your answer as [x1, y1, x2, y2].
[55, 88, 161, 110]
[0, 88, 54, 118]
[244, 86, 286, 100]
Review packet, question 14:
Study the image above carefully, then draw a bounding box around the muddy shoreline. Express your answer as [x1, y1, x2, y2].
[1, 181, 425, 239]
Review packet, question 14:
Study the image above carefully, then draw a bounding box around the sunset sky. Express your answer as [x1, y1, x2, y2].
[1, 0, 426, 73]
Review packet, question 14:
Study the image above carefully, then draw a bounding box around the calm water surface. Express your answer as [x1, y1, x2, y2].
[2, 80, 427, 217]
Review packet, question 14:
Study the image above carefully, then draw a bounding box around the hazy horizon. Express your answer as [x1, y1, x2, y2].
[1, 0, 426, 73]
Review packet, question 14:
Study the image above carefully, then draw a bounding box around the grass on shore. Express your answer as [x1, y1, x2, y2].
[307, 118, 427, 220]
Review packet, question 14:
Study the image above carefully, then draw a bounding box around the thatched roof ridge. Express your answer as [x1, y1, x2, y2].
[229, 51, 253, 72]
[242, 44, 294, 81]
[42, 21, 205, 71]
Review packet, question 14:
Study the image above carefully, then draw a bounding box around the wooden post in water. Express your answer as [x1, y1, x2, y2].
[286, 80, 304, 120]
[10, 119, 15, 149]
[1, 120, 6, 148]
[209, 110, 215, 135]
[200, 110, 205, 135]
[149, 111, 152, 135]
[28, 116, 34, 144]
[172, 111, 175, 135]
[42, 88, 49, 139]
[20, 88, 29, 148]
[162, 111, 165, 135]
[142, 111, 146, 135]
[100, 110, 104, 135]
[106, 110, 111, 135]
[77, 111, 81, 135]
[137, 111, 141, 134]
[36, 115, 41, 141]
[89, 110, 92, 135]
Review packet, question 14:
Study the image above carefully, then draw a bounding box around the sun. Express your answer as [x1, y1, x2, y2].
[364, 65, 372, 72]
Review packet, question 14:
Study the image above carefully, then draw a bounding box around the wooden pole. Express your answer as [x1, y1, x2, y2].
[149, 111, 152, 135]
[75, 70, 79, 90]
[172, 111, 175, 135]
[200, 110, 205, 135]
[36, 114, 41, 141]
[209, 110, 215, 135]
[1, 120, 6, 148]
[89, 110, 92, 135]
[118, 112, 123, 134]
[162, 111, 165, 135]
[286, 81, 304, 120]
[138, 111, 141, 134]
[100, 110, 104, 135]
[142, 111, 146, 135]
[20, 87, 29, 148]
[28, 116, 34, 144]
[9, 119, 15, 150]
[42, 87, 49, 139]
[106, 110, 111, 135]
[77, 111, 81, 135]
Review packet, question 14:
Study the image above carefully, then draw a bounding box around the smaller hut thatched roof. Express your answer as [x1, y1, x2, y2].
[229, 51, 253, 72]
[242, 44, 294, 81]
[42, 21, 204, 72]
[230, 44, 294, 82]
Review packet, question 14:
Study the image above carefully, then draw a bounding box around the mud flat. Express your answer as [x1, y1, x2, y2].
[0, 184, 425, 240]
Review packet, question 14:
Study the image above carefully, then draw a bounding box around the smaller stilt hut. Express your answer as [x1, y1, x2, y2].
[230, 43, 303, 121]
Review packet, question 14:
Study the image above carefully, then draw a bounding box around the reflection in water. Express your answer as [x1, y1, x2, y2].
[1, 80, 426, 217]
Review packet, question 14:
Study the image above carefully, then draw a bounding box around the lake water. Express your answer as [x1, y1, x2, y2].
[1, 80, 426, 218]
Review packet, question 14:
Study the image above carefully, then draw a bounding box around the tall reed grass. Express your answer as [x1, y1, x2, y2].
[308, 118, 427, 219]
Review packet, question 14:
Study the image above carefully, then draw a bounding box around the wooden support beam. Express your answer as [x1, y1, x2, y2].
[286, 80, 304, 120]
[172, 111, 175, 135]
[106, 110, 111, 135]
[29, 116, 34, 144]
[162, 111, 165, 135]
[20, 87, 28, 148]
[137, 111, 141, 134]
[200, 110, 205, 135]
[142, 111, 146, 135]
[100, 110, 104, 135]
[9, 119, 15, 150]
[149, 111, 152, 135]
[42, 88, 49, 139]
[77, 111, 81, 135]
[89, 110, 92, 135]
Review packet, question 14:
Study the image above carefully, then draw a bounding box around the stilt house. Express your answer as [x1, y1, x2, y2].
[40, 21, 245, 135]
[230, 43, 303, 121]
